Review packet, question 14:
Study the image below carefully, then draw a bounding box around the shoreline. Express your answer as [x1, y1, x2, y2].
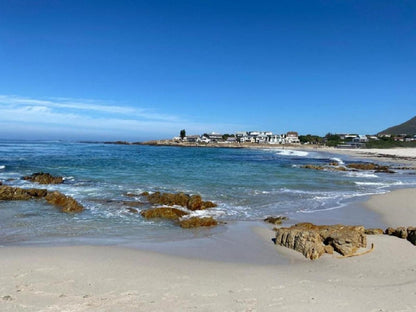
[1, 189, 416, 311]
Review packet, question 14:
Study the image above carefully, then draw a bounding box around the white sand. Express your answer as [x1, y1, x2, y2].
[2, 144, 415, 311]
[1, 189, 416, 312]
[365, 188, 416, 227]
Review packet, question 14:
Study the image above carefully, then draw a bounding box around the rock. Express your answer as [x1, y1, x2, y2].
[324, 244, 334, 254]
[264, 216, 288, 225]
[407, 227, 416, 245]
[140, 207, 189, 220]
[347, 163, 393, 173]
[126, 208, 138, 214]
[0, 185, 33, 200]
[146, 192, 190, 207]
[301, 165, 325, 170]
[385, 227, 408, 239]
[22, 172, 64, 184]
[142, 191, 217, 210]
[274, 223, 367, 259]
[275, 227, 325, 260]
[365, 228, 384, 235]
[44, 191, 83, 213]
[140, 191, 149, 196]
[179, 217, 218, 228]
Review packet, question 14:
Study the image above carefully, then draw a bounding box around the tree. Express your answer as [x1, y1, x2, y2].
[180, 129, 186, 140]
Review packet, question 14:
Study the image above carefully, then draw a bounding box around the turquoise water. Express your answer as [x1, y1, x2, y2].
[1, 141, 415, 246]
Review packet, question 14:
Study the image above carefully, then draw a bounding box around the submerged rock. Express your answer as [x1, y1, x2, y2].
[126, 208, 139, 214]
[140, 207, 189, 220]
[45, 191, 84, 213]
[179, 217, 218, 228]
[23, 172, 64, 184]
[274, 223, 367, 260]
[264, 216, 288, 225]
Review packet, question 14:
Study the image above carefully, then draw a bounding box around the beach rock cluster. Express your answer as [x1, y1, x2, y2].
[139, 191, 219, 229]
[22, 172, 64, 184]
[143, 192, 217, 211]
[0, 185, 83, 213]
[264, 216, 288, 225]
[274, 223, 367, 260]
[301, 162, 396, 173]
[385, 226, 416, 245]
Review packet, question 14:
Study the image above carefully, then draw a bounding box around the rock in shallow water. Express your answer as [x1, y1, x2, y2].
[22, 172, 64, 184]
[179, 217, 218, 228]
[140, 207, 189, 220]
[44, 191, 84, 213]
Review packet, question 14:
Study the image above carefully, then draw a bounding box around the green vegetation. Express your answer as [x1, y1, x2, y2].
[365, 137, 416, 148]
[299, 134, 323, 144]
[324, 133, 341, 147]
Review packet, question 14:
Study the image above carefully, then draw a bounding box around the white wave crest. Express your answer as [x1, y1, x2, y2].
[0, 165, 5, 169]
[275, 149, 309, 157]
[330, 157, 344, 165]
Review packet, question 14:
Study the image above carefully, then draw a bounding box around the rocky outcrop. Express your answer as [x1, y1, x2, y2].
[347, 163, 394, 173]
[385, 226, 416, 246]
[264, 216, 288, 225]
[0, 185, 83, 213]
[142, 192, 217, 211]
[274, 223, 367, 260]
[22, 172, 64, 184]
[44, 191, 83, 213]
[275, 227, 325, 260]
[179, 217, 218, 228]
[140, 207, 189, 220]
[364, 228, 384, 235]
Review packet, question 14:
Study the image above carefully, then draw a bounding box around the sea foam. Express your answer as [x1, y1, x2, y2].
[275, 149, 309, 157]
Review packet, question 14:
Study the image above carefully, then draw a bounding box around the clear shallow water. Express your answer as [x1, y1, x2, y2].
[1, 141, 416, 246]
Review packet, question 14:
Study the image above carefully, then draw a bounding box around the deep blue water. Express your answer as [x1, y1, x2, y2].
[1, 141, 415, 246]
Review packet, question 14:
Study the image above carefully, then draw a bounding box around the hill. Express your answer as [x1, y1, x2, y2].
[379, 116, 416, 135]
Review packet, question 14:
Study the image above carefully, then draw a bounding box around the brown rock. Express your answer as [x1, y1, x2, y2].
[301, 165, 325, 170]
[140, 207, 189, 220]
[126, 208, 138, 214]
[264, 216, 288, 225]
[385, 227, 408, 239]
[146, 192, 190, 207]
[140, 191, 149, 196]
[347, 163, 377, 170]
[187, 195, 203, 210]
[275, 227, 325, 260]
[44, 191, 83, 213]
[365, 228, 384, 235]
[122, 201, 145, 207]
[179, 217, 218, 228]
[0, 185, 32, 200]
[26, 188, 48, 198]
[23, 172, 63, 184]
[274, 223, 367, 259]
[324, 244, 334, 254]
[407, 227, 416, 245]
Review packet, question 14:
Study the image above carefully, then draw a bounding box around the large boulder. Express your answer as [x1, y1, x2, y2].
[275, 227, 325, 260]
[274, 223, 367, 259]
[140, 207, 189, 220]
[44, 191, 83, 213]
[365, 228, 384, 235]
[179, 217, 218, 228]
[23, 172, 64, 184]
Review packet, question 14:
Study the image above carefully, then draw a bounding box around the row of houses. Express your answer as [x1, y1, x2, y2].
[174, 131, 301, 145]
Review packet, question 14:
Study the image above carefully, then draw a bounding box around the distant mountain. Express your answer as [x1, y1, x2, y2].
[379, 116, 416, 135]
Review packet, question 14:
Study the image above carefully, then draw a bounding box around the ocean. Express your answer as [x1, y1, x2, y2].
[1, 141, 415, 247]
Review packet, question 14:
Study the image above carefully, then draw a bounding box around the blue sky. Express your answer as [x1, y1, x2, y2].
[0, 0, 415, 140]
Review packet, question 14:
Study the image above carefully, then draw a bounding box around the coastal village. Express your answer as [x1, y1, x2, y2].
[170, 130, 416, 148]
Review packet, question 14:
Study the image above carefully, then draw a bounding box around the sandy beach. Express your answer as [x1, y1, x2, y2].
[1, 188, 416, 312]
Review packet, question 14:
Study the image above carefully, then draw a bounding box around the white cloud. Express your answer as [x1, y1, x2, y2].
[0, 94, 245, 140]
